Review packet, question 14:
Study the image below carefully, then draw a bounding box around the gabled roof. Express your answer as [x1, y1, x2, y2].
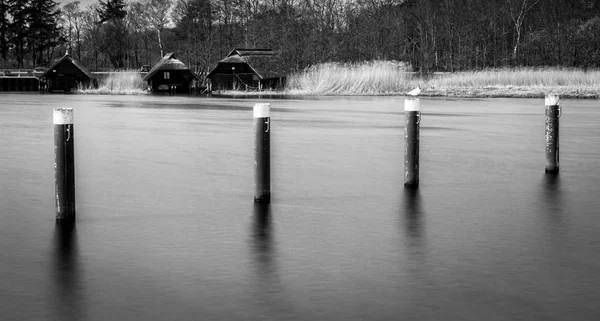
[40, 53, 94, 79]
[226, 48, 275, 58]
[206, 48, 285, 80]
[143, 52, 199, 81]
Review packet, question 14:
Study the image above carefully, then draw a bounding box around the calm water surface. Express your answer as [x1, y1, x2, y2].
[1, 93, 600, 320]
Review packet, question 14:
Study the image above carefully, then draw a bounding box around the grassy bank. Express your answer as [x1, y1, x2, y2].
[286, 61, 415, 95]
[77, 71, 147, 95]
[281, 62, 600, 98]
[426, 68, 600, 98]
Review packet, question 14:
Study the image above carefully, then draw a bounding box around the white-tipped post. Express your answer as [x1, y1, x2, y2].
[54, 108, 76, 223]
[545, 95, 560, 174]
[545, 95, 560, 107]
[404, 99, 420, 187]
[254, 103, 271, 203]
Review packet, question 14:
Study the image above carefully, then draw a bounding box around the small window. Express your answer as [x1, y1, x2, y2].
[164, 71, 170, 80]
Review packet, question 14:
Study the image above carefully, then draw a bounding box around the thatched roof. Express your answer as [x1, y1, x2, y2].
[206, 48, 286, 80]
[40, 52, 93, 79]
[228, 48, 275, 57]
[143, 52, 199, 81]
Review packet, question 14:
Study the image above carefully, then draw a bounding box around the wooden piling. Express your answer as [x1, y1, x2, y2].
[545, 95, 560, 174]
[254, 103, 271, 203]
[54, 108, 76, 223]
[404, 99, 420, 187]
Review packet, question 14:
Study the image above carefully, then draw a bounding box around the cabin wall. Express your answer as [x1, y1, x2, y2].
[41, 76, 91, 92]
[208, 73, 285, 90]
[210, 74, 255, 90]
[148, 71, 194, 93]
[261, 76, 286, 89]
[0, 77, 40, 91]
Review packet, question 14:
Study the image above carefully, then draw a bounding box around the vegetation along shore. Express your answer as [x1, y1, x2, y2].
[221, 61, 600, 99]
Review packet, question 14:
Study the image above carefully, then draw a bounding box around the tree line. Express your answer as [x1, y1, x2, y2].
[1, 0, 600, 73]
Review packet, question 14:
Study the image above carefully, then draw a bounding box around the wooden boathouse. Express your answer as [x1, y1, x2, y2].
[39, 52, 95, 93]
[143, 53, 200, 93]
[206, 48, 286, 91]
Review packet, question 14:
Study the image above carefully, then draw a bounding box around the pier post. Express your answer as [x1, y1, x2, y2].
[545, 95, 561, 174]
[254, 103, 271, 203]
[404, 99, 420, 187]
[54, 108, 76, 223]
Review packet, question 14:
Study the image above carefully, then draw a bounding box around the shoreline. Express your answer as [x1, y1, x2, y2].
[214, 86, 600, 99]
[414, 86, 599, 99]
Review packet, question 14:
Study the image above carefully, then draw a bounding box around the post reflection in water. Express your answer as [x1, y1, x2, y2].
[52, 223, 84, 321]
[249, 203, 294, 318]
[252, 203, 274, 277]
[400, 187, 430, 306]
[403, 188, 424, 247]
[542, 174, 562, 212]
[539, 174, 565, 234]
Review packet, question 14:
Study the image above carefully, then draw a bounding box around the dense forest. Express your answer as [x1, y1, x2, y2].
[1, 0, 600, 73]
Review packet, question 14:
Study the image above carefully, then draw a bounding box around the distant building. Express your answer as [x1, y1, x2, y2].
[206, 48, 286, 91]
[39, 52, 94, 93]
[143, 53, 200, 93]
[0, 71, 39, 92]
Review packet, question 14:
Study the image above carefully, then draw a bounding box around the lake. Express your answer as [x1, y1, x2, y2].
[1, 93, 600, 320]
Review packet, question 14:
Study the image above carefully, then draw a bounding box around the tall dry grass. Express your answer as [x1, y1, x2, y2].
[285, 62, 600, 97]
[286, 61, 419, 95]
[77, 71, 147, 95]
[429, 68, 600, 88]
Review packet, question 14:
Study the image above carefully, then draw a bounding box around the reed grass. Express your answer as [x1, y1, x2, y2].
[77, 71, 147, 95]
[286, 61, 420, 96]
[429, 68, 600, 87]
[285, 62, 600, 98]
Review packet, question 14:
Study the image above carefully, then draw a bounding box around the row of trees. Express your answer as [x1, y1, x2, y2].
[1, 0, 600, 73]
[0, 0, 62, 68]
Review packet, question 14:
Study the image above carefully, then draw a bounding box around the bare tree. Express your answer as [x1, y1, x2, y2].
[173, 0, 214, 73]
[62, 1, 84, 60]
[80, 3, 102, 70]
[127, 1, 152, 67]
[503, 0, 540, 64]
[142, 0, 173, 57]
